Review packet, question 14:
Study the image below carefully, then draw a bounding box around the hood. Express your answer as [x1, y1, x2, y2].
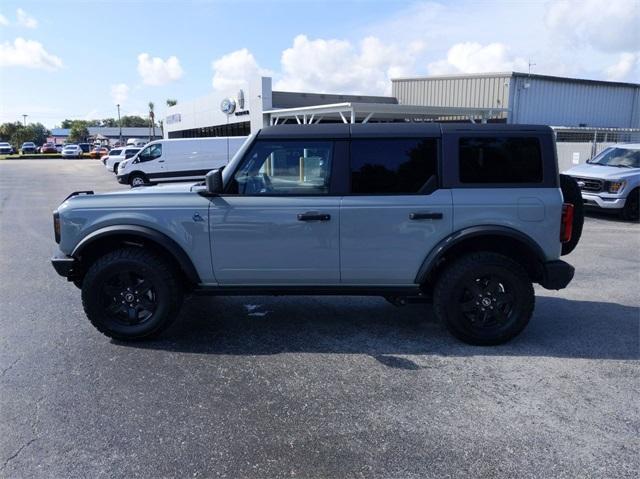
[563, 163, 640, 180]
[60, 182, 204, 211]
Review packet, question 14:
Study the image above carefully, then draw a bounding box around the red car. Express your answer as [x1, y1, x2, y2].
[40, 143, 57, 153]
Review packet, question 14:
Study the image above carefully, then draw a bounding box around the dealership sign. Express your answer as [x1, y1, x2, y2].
[220, 98, 236, 115]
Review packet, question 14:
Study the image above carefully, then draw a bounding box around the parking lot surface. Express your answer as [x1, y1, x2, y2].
[1, 160, 638, 478]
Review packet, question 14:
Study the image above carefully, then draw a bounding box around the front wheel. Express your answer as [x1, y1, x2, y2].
[129, 173, 147, 187]
[81, 247, 183, 340]
[620, 188, 639, 221]
[433, 252, 534, 345]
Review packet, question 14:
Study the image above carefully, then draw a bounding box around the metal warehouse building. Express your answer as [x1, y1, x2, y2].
[392, 72, 640, 128]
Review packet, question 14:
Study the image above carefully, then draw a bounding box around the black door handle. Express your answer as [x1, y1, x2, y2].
[410, 212, 443, 220]
[297, 213, 331, 221]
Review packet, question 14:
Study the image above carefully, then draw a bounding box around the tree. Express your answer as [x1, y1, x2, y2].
[68, 121, 90, 143]
[120, 115, 150, 127]
[3, 122, 49, 148]
[166, 99, 177, 107]
[148, 102, 156, 140]
[0, 122, 23, 142]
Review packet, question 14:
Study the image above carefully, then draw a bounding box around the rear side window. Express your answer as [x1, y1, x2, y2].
[459, 137, 542, 183]
[350, 139, 438, 194]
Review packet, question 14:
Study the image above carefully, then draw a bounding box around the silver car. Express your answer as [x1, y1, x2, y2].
[61, 144, 83, 159]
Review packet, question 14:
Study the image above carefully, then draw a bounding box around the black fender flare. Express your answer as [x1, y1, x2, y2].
[415, 225, 547, 284]
[71, 225, 200, 283]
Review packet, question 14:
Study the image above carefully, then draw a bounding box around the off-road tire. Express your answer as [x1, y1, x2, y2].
[621, 188, 639, 221]
[559, 174, 584, 255]
[433, 252, 535, 346]
[81, 247, 183, 340]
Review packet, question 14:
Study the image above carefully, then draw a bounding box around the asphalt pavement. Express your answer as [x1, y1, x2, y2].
[1, 160, 638, 478]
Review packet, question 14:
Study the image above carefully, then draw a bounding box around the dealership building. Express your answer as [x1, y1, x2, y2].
[164, 72, 639, 141]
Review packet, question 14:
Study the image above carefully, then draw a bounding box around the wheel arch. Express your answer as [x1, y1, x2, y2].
[416, 226, 547, 286]
[71, 225, 200, 285]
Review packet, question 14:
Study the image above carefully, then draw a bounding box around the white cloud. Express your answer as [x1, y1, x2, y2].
[137, 53, 183, 85]
[211, 48, 272, 91]
[545, 0, 640, 53]
[428, 42, 528, 75]
[0, 14, 9, 26]
[110, 83, 130, 104]
[0, 37, 62, 70]
[16, 8, 37, 29]
[274, 35, 424, 95]
[604, 52, 640, 81]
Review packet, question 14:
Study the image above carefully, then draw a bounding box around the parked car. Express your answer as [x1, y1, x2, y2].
[126, 138, 148, 147]
[101, 147, 122, 165]
[20, 142, 37, 154]
[564, 143, 640, 220]
[61, 144, 83, 159]
[41, 143, 58, 154]
[51, 123, 583, 344]
[89, 146, 110, 159]
[105, 147, 141, 172]
[117, 137, 247, 187]
[0, 142, 14, 154]
[78, 143, 91, 155]
[55, 144, 64, 153]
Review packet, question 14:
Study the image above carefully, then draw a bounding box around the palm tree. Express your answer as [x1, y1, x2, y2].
[166, 99, 177, 107]
[148, 101, 155, 140]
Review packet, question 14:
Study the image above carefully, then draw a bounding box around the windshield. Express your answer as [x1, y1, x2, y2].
[588, 147, 640, 168]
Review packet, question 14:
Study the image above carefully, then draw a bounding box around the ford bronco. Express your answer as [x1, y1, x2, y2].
[51, 124, 582, 345]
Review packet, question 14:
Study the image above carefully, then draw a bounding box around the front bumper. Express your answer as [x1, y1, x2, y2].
[116, 173, 129, 184]
[581, 192, 626, 210]
[51, 250, 77, 279]
[539, 260, 574, 290]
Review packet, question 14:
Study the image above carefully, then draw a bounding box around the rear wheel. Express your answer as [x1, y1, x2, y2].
[433, 252, 534, 345]
[81, 247, 183, 340]
[621, 188, 639, 221]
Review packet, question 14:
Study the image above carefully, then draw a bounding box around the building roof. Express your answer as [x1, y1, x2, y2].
[50, 127, 161, 137]
[272, 90, 397, 109]
[391, 72, 639, 89]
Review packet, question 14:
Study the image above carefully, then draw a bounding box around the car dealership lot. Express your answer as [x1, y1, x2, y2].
[0, 160, 638, 478]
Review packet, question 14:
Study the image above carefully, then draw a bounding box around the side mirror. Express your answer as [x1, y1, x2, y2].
[205, 168, 224, 194]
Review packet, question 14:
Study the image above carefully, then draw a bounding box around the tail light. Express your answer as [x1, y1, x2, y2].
[53, 210, 61, 243]
[560, 203, 574, 243]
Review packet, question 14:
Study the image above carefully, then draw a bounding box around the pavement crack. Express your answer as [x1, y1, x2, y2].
[0, 358, 19, 379]
[0, 438, 37, 472]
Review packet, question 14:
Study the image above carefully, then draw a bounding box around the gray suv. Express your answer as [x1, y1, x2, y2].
[52, 124, 582, 345]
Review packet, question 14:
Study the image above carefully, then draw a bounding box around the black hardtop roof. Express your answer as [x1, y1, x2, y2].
[258, 123, 553, 139]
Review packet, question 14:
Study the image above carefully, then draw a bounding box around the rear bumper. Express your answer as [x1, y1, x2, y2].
[582, 192, 626, 210]
[51, 250, 77, 279]
[539, 260, 574, 290]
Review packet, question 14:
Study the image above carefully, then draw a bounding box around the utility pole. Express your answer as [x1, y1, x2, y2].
[116, 104, 122, 146]
[22, 114, 28, 126]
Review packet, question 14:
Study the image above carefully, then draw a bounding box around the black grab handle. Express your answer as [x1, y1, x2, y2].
[409, 212, 443, 220]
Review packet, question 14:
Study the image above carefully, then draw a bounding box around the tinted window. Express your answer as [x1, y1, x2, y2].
[459, 137, 542, 183]
[350, 139, 438, 194]
[229, 140, 332, 195]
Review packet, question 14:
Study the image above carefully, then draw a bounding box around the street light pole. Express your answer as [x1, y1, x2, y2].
[22, 114, 28, 126]
[116, 104, 122, 145]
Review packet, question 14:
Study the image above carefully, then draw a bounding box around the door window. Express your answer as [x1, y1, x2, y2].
[350, 139, 438, 194]
[228, 140, 333, 195]
[137, 144, 162, 162]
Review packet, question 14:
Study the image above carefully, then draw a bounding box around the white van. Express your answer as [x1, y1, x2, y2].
[116, 137, 247, 187]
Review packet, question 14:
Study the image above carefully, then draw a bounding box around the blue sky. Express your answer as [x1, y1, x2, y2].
[1, 0, 638, 128]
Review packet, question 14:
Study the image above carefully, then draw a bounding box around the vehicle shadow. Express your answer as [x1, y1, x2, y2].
[117, 295, 639, 364]
[585, 209, 638, 224]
